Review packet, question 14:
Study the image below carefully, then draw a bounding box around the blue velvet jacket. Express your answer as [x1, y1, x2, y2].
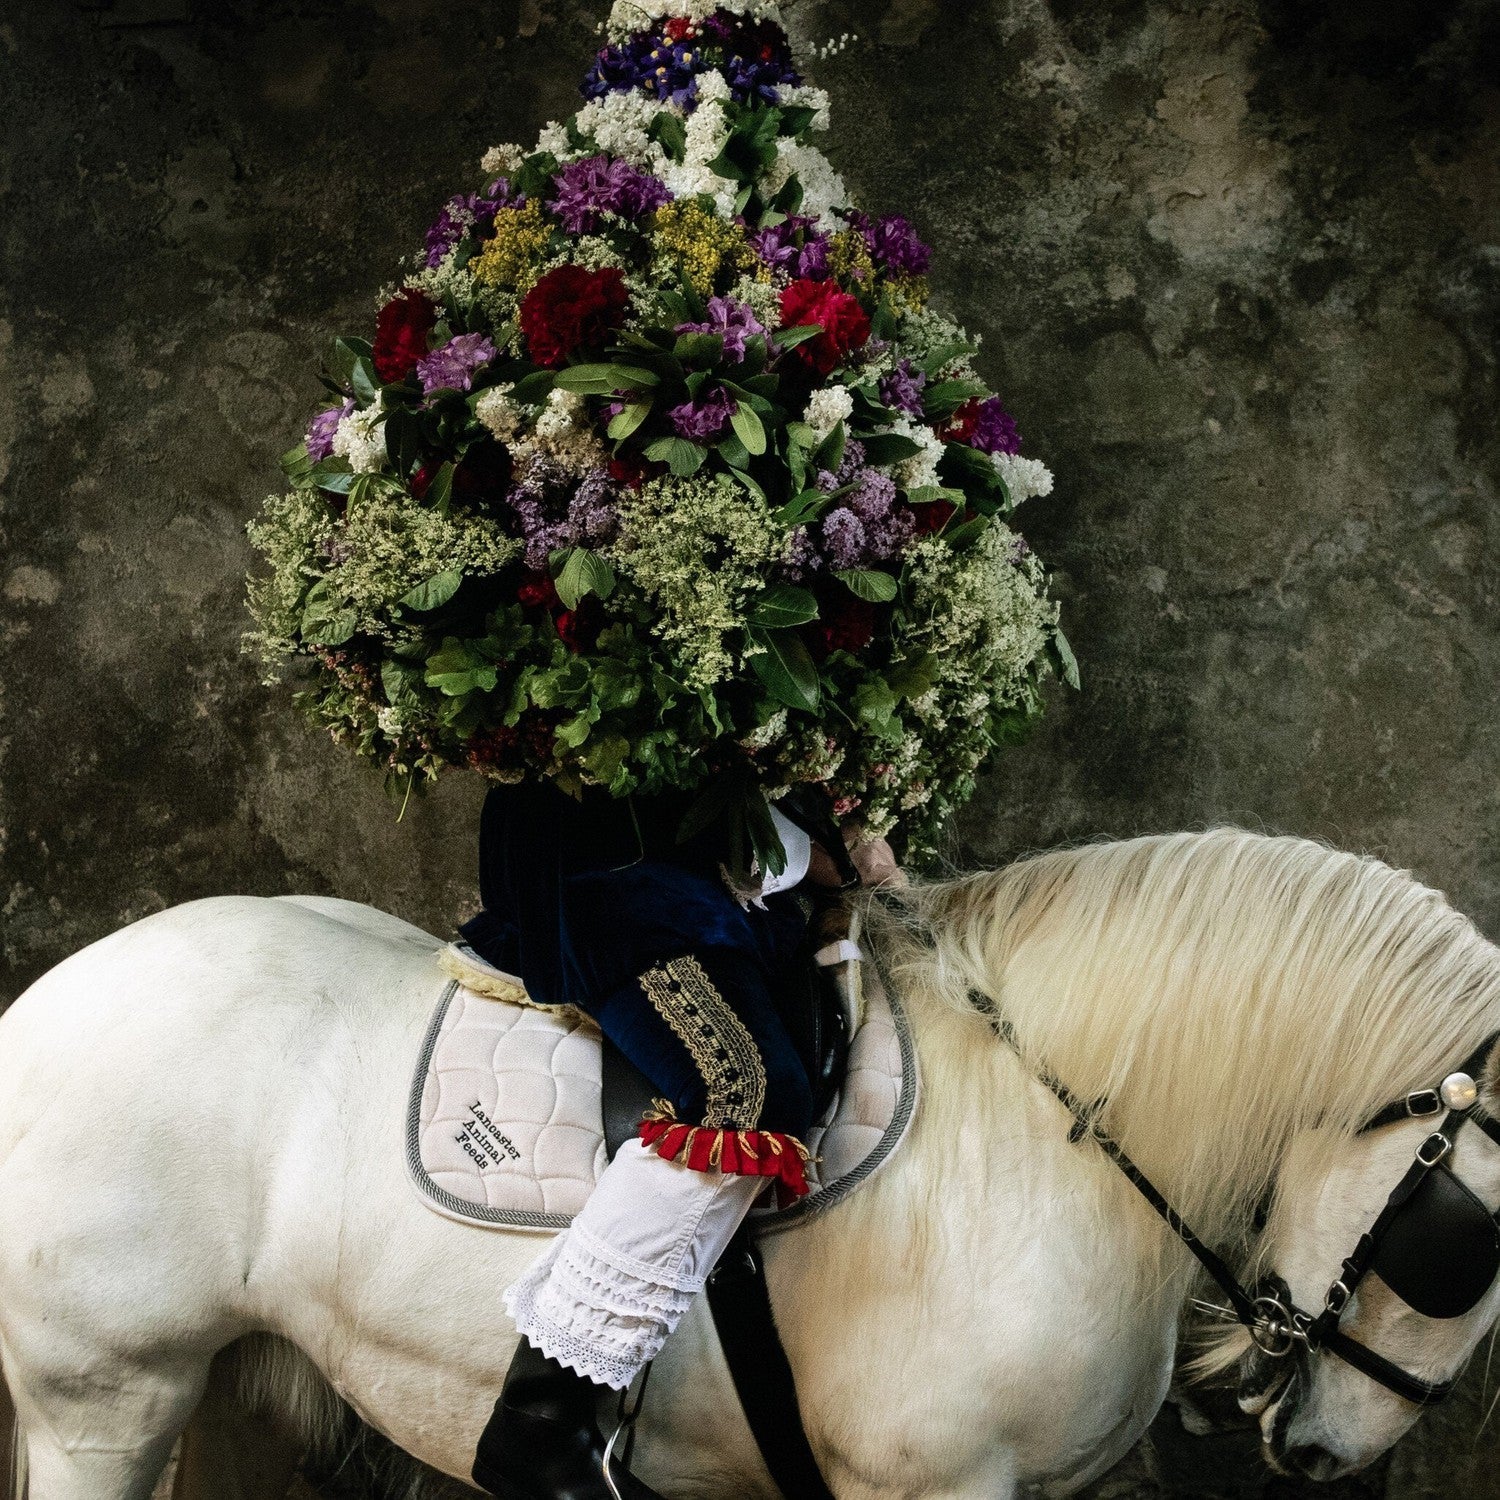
[459, 780, 808, 1020]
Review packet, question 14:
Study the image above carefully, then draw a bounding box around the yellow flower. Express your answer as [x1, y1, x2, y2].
[472, 201, 552, 291]
[885, 274, 931, 314]
[651, 202, 750, 297]
[826, 229, 876, 289]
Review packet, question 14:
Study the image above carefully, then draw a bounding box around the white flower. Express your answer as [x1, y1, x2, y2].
[512, 388, 603, 472]
[696, 69, 733, 105]
[803, 387, 854, 442]
[775, 83, 831, 132]
[572, 91, 673, 168]
[332, 402, 386, 474]
[729, 273, 785, 331]
[886, 415, 945, 490]
[481, 143, 526, 176]
[475, 384, 526, 443]
[992, 452, 1055, 504]
[763, 141, 849, 225]
[536, 119, 572, 157]
[606, 0, 783, 42]
[533, 387, 588, 445]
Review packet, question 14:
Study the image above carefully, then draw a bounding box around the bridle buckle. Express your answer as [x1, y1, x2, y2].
[1403, 1088, 1442, 1118]
[1416, 1131, 1452, 1167]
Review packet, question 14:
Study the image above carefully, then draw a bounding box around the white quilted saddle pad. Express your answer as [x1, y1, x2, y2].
[406, 935, 918, 1232]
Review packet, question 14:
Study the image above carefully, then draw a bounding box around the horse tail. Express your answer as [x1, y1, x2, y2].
[231, 1334, 347, 1458]
[228, 1335, 445, 1500]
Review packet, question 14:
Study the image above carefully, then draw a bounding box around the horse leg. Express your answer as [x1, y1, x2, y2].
[11, 1353, 208, 1500]
[171, 1347, 305, 1500]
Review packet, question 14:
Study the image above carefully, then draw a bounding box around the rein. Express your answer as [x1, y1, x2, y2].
[975, 991, 1500, 1407]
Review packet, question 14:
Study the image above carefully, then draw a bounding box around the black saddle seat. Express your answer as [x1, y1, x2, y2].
[601, 950, 850, 1159]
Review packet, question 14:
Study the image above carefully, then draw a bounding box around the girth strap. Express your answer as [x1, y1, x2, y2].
[706, 1226, 836, 1500]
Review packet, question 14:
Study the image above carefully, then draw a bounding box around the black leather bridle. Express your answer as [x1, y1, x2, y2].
[980, 998, 1500, 1407]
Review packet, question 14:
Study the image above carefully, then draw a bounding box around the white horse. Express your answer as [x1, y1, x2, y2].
[4, 827, 1500, 1500]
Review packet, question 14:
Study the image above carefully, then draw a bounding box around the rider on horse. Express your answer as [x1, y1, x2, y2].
[464, 780, 895, 1498]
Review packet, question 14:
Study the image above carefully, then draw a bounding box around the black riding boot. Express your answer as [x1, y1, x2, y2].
[472, 1339, 666, 1500]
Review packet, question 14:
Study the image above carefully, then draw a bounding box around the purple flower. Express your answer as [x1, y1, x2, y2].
[845, 211, 932, 277]
[784, 524, 823, 579]
[306, 400, 354, 460]
[821, 508, 868, 571]
[879, 359, 927, 416]
[747, 214, 830, 279]
[584, 36, 702, 108]
[667, 383, 738, 443]
[551, 155, 673, 234]
[415, 333, 497, 394]
[969, 396, 1021, 456]
[507, 461, 622, 571]
[719, 19, 801, 103]
[423, 186, 516, 269]
[675, 296, 766, 362]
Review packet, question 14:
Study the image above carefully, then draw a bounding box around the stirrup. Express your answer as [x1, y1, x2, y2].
[600, 1362, 652, 1500]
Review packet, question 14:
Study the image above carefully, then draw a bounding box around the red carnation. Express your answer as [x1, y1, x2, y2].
[373, 289, 438, 383]
[779, 278, 871, 376]
[518, 572, 561, 611]
[520, 265, 631, 370]
[607, 453, 652, 491]
[909, 498, 958, 537]
[809, 596, 877, 658]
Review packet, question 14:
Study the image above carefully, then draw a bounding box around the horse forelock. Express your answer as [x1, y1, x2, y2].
[868, 827, 1500, 1243]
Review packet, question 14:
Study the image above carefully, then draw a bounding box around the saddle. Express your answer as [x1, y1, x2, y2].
[407, 916, 916, 1230]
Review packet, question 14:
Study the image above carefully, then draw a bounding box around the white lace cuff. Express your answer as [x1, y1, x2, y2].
[503, 1231, 697, 1391]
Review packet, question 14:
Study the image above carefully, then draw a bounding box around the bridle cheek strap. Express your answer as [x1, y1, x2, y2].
[976, 990, 1499, 1409]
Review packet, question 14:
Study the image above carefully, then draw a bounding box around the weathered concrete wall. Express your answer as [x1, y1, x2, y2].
[3, 0, 1498, 1495]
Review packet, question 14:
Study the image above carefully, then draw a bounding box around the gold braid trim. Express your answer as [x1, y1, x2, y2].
[638, 956, 768, 1130]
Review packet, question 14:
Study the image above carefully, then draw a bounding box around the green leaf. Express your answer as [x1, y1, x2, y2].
[674, 332, 725, 365]
[747, 626, 820, 712]
[607, 402, 652, 442]
[553, 363, 659, 395]
[424, 460, 455, 513]
[309, 457, 355, 494]
[384, 406, 422, 475]
[280, 442, 315, 486]
[511, 369, 556, 405]
[399, 569, 463, 612]
[717, 430, 752, 470]
[919, 341, 980, 377]
[904, 484, 966, 505]
[887, 651, 937, 699]
[551, 548, 617, 611]
[727, 467, 767, 503]
[775, 489, 829, 528]
[922, 378, 989, 421]
[1050, 625, 1081, 690]
[772, 323, 824, 351]
[750, 584, 819, 628]
[644, 435, 706, 476]
[650, 110, 688, 163]
[351, 356, 382, 407]
[424, 639, 498, 697]
[813, 420, 846, 475]
[835, 569, 899, 603]
[859, 431, 924, 468]
[777, 103, 818, 137]
[730, 401, 767, 456]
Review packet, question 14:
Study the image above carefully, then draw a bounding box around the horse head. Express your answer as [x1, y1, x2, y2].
[1233, 1044, 1500, 1479]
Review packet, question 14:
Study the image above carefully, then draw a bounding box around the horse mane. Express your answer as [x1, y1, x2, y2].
[870, 827, 1500, 1244]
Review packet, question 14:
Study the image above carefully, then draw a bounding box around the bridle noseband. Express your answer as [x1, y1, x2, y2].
[981, 999, 1500, 1407]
